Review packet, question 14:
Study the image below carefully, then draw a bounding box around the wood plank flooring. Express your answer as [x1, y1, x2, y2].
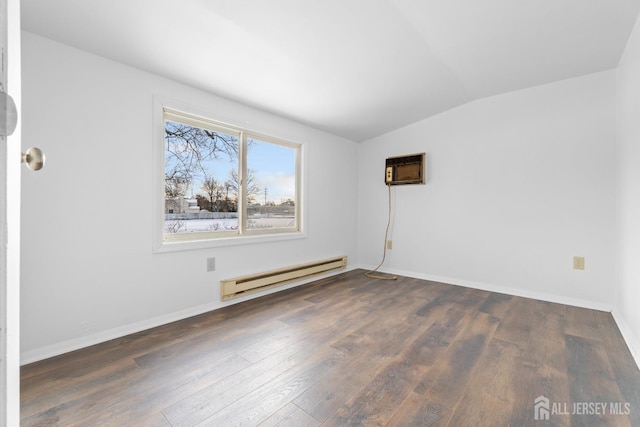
[21, 270, 640, 426]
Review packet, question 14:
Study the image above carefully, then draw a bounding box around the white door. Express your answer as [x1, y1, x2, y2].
[1, 0, 21, 425]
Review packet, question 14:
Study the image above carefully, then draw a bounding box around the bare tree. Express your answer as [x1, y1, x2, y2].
[164, 121, 238, 195]
[200, 177, 223, 211]
[165, 175, 191, 198]
[228, 169, 262, 204]
[165, 175, 191, 213]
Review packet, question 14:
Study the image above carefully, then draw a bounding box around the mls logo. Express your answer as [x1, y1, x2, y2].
[535, 395, 550, 420]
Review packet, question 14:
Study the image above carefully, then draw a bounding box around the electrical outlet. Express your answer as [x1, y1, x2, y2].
[385, 166, 393, 183]
[386, 240, 393, 250]
[573, 256, 585, 270]
[207, 257, 216, 272]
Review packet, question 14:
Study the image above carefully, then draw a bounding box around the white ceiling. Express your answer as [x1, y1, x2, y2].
[21, 0, 640, 142]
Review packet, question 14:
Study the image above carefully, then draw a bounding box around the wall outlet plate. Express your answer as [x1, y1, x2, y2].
[573, 256, 585, 270]
[207, 257, 216, 272]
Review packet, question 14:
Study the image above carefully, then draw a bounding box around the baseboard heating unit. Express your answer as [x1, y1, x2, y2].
[220, 256, 348, 300]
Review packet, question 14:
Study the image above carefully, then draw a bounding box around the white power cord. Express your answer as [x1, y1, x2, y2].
[365, 184, 398, 281]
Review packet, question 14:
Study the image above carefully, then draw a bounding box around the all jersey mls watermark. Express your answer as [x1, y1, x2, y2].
[534, 395, 631, 421]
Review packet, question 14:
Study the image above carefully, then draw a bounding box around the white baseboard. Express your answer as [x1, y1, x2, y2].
[21, 266, 358, 365]
[357, 264, 640, 370]
[611, 309, 640, 370]
[20, 301, 221, 365]
[23, 265, 633, 367]
[356, 264, 613, 312]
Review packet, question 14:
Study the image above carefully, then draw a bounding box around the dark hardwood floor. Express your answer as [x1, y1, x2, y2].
[21, 270, 640, 426]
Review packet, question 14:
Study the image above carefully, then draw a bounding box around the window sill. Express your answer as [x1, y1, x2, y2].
[153, 230, 307, 253]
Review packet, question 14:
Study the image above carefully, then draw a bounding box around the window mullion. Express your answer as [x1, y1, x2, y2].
[239, 132, 248, 235]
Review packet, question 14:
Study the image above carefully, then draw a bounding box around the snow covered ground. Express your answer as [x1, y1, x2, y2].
[165, 217, 295, 233]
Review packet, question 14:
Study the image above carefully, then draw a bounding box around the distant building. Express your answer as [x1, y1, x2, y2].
[165, 197, 201, 214]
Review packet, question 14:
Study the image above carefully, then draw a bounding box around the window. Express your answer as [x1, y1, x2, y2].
[155, 104, 302, 250]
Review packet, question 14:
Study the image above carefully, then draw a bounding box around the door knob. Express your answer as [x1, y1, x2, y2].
[21, 147, 45, 171]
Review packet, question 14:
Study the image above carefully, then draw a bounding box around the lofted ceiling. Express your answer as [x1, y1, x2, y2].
[21, 0, 640, 142]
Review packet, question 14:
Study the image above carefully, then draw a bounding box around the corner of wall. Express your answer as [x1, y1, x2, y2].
[613, 7, 640, 372]
[612, 309, 640, 370]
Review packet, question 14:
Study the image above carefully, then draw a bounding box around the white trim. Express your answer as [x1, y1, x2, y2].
[360, 264, 639, 370]
[155, 230, 307, 253]
[23, 264, 637, 371]
[21, 302, 220, 365]
[152, 96, 167, 252]
[611, 309, 640, 370]
[21, 266, 357, 365]
[356, 264, 614, 312]
[1, 0, 20, 424]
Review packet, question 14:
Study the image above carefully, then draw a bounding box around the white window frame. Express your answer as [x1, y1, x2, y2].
[153, 97, 305, 252]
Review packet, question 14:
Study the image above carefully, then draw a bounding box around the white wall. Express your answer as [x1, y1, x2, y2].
[615, 13, 640, 363]
[20, 32, 359, 363]
[359, 71, 617, 309]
